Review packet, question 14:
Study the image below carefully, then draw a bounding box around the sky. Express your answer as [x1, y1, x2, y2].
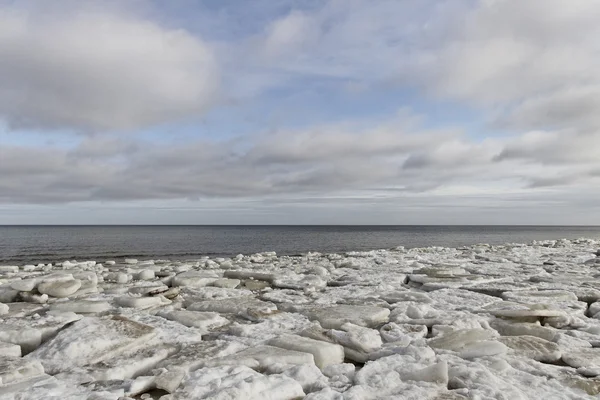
[1, 0, 600, 225]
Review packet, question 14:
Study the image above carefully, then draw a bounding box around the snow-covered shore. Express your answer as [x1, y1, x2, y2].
[1, 238, 600, 399]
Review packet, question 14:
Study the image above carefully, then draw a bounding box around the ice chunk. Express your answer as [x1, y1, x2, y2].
[268, 334, 345, 370]
[562, 348, 600, 375]
[402, 361, 449, 384]
[0, 302, 7, 315]
[304, 305, 390, 329]
[115, 295, 170, 309]
[86, 344, 177, 381]
[187, 296, 277, 317]
[50, 300, 112, 314]
[212, 278, 241, 288]
[172, 271, 219, 288]
[0, 340, 21, 357]
[10, 278, 37, 292]
[204, 345, 315, 370]
[27, 316, 156, 374]
[0, 358, 47, 394]
[223, 270, 275, 282]
[265, 363, 328, 393]
[304, 387, 345, 399]
[324, 323, 383, 362]
[154, 341, 245, 393]
[458, 340, 508, 359]
[428, 329, 497, 351]
[157, 310, 229, 331]
[499, 335, 562, 362]
[490, 319, 556, 341]
[37, 279, 82, 298]
[170, 365, 304, 399]
[380, 323, 427, 343]
[136, 269, 155, 280]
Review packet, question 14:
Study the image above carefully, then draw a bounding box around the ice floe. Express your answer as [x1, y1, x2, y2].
[1, 237, 600, 398]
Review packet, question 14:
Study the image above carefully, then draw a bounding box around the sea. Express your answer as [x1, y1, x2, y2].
[1, 225, 600, 265]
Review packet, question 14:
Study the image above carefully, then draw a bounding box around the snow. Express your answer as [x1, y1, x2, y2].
[2, 237, 600, 398]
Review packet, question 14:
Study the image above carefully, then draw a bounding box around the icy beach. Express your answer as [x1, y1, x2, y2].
[1, 238, 600, 399]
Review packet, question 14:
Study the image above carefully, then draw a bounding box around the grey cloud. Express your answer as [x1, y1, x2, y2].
[0, 5, 219, 132]
[3, 121, 598, 205]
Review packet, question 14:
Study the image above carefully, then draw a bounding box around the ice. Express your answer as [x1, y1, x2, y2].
[562, 349, 600, 376]
[37, 279, 82, 298]
[187, 296, 277, 317]
[268, 334, 345, 369]
[157, 310, 229, 331]
[3, 237, 600, 398]
[153, 340, 245, 393]
[50, 300, 112, 314]
[27, 316, 156, 374]
[490, 319, 557, 341]
[169, 365, 305, 399]
[304, 305, 390, 329]
[212, 278, 241, 288]
[85, 344, 178, 381]
[428, 329, 497, 352]
[10, 278, 37, 292]
[458, 340, 508, 359]
[0, 341, 21, 357]
[265, 363, 328, 393]
[0, 358, 48, 395]
[203, 345, 316, 369]
[115, 295, 170, 309]
[499, 335, 562, 362]
[380, 322, 427, 343]
[172, 271, 219, 288]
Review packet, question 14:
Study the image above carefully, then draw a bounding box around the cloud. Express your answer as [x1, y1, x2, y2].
[0, 5, 219, 132]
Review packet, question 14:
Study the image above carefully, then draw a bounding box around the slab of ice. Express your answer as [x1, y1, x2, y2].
[458, 340, 508, 359]
[172, 271, 220, 288]
[562, 348, 600, 375]
[169, 365, 305, 399]
[10, 278, 37, 292]
[268, 334, 345, 370]
[223, 270, 275, 282]
[115, 295, 170, 309]
[157, 310, 229, 331]
[499, 335, 562, 362]
[428, 329, 497, 352]
[304, 305, 390, 329]
[0, 340, 21, 357]
[187, 296, 277, 317]
[265, 363, 328, 393]
[26, 316, 156, 374]
[85, 344, 178, 381]
[50, 300, 112, 314]
[212, 278, 241, 288]
[203, 345, 315, 370]
[490, 319, 557, 341]
[0, 358, 47, 395]
[0, 311, 81, 354]
[153, 340, 246, 393]
[380, 322, 427, 343]
[37, 279, 82, 298]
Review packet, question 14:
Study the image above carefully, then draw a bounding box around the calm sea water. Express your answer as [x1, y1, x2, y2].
[1, 225, 599, 265]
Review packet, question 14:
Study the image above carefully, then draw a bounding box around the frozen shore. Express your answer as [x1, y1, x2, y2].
[1, 237, 600, 399]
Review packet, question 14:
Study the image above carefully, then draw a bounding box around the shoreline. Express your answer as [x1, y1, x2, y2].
[1, 237, 600, 398]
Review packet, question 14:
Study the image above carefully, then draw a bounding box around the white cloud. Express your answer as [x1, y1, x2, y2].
[0, 6, 219, 132]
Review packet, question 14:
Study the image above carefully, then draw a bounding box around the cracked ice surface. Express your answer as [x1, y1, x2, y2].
[1, 238, 600, 398]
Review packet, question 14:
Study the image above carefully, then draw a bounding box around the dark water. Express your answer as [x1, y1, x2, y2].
[1, 225, 599, 265]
